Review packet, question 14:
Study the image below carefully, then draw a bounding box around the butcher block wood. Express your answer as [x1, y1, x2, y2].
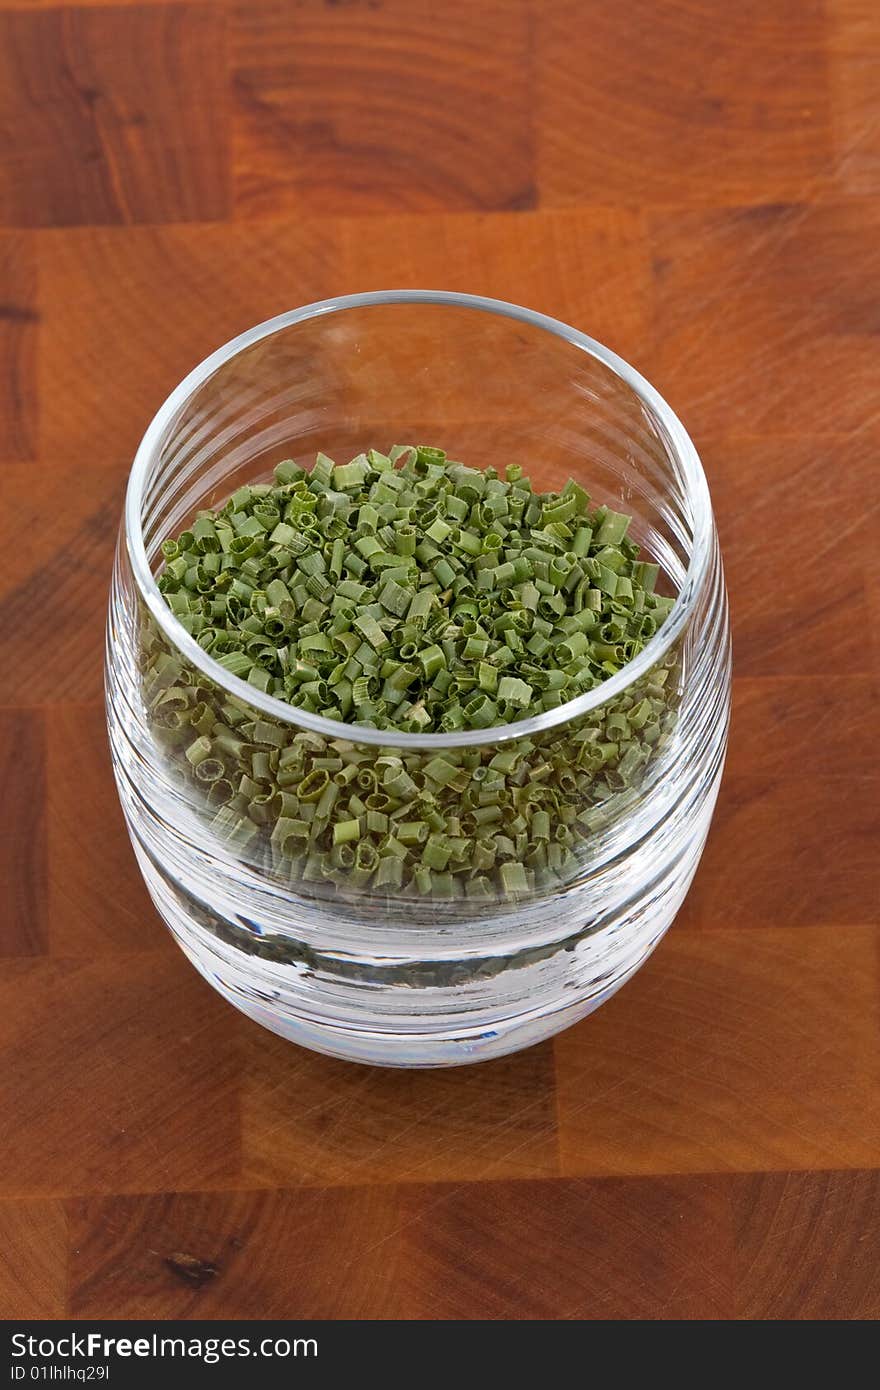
[0, 0, 878, 1322]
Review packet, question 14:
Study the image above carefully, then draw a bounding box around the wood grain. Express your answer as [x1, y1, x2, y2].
[334, 206, 652, 367]
[733, 1169, 880, 1318]
[0, 5, 228, 227]
[646, 202, 880, 437]
[729, 676, 880, 780]
[536, 0, 832, 206]
[406, 1174, 734, 1320]
[240, 1034, 559, 1188]
[47, 704, 167, 956]
[828, 0, 880, 194]
[68, 1175, 733, 1320]
[231, 0, 534, 217]
[555, 927, 880, 1176]
[0, 957, 242, 1198]
[0, 1200, 67, 1319]
[0, 0, 878, 1322]
[0, 708, 48, 957]
[39, 221, 339, 460]
[0, 460, 125, 703]
[58, 1170, 880, 1320]
[0, 233, 37, 459]
[703, 433, 880, 679]
[69, 1185, 412, 1320]
[680, 777, 879, 928]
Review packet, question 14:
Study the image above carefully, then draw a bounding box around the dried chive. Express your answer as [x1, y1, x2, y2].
[145, 445, 679, 902]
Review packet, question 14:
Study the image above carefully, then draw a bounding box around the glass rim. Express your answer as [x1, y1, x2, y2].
[125, 289, 713, 749]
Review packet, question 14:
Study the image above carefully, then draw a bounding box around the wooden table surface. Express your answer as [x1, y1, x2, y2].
[1, 0, 878, 1322]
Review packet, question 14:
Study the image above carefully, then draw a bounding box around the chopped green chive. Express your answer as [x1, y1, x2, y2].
[147, 445, 678, 901]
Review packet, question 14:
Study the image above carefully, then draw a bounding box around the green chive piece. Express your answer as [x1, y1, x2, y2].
[150, 443, 679, 901]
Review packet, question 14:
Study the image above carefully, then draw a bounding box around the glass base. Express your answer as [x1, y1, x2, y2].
[131, 833, 696, 1068]
[179, 936, 649, 1067]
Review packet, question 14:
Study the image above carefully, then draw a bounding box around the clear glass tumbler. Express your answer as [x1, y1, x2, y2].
[106, 291, 730, 1067]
